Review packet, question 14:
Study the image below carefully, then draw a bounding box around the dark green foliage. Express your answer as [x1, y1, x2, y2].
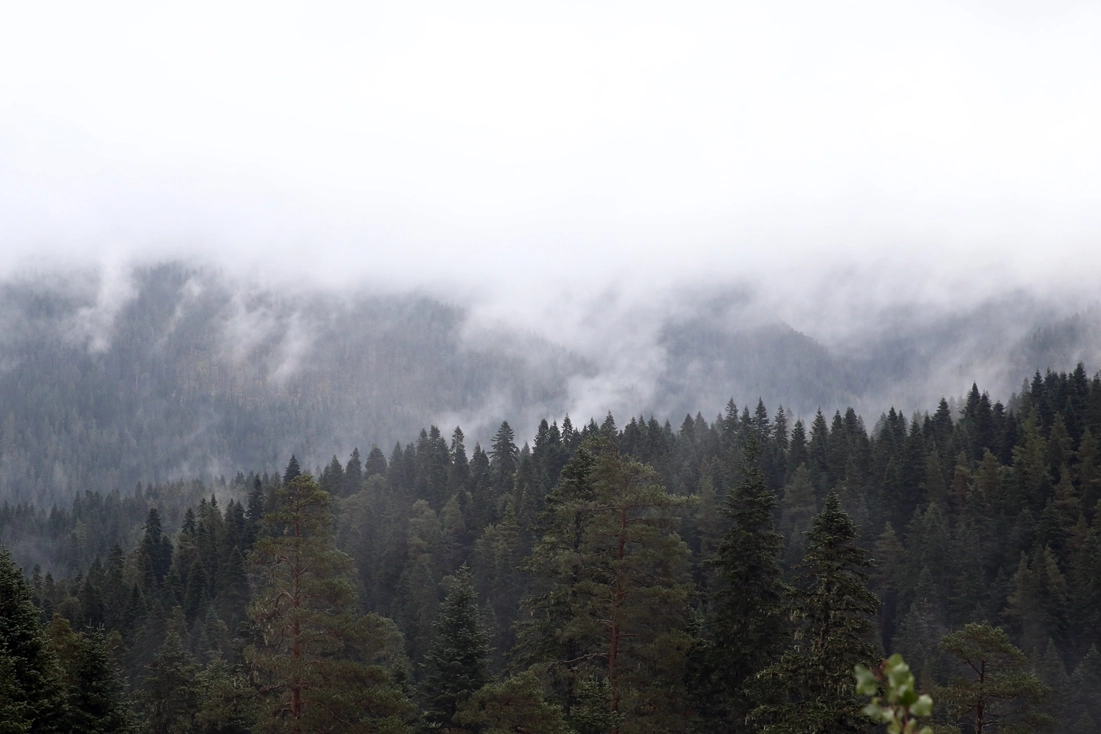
[454, 672, 572, 734]
[246, 474, 414, 732]
[365, 446, 389, 479]
[754, 492, 879, 733]
[936, 622, 1054, 733]
[139, 631, 201, 734]
[0, 548, 65, 731]
[55, 626, 132, 733]
[420, 566, 490, 729]
[6, 361, 1101, 731]
[517, 439, 693, 733]
[694, 438, 789, 729]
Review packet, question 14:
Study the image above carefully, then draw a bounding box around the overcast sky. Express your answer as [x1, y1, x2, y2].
[2, 0, 1099, 340]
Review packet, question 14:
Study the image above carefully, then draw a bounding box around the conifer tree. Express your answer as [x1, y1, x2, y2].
[365, 445, 389, 479]
[0, 548, 65, 731]
[420, 565, 490, 730]
[344, 447, 364, 496]
[936, 622, 1054, 733]
[518, 439, 693, 733]
[754, 492, 878, 733]
[694, 439, 788, 730]
[489, 422, 519, 495]
[44, 616, 132, 734]
[282, 454, 302, 485]
[454, 672, 571, 734]
[246, 474, 414, 732]
[448, 428, 470, 496]
[140, 630, 202, 734]
[138, 509, 173, 593]
[470, 502, 524, 667]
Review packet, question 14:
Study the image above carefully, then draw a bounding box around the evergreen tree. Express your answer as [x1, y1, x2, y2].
[454, 672, 571, 734]
[420, 566, 490, 730]
[344, 447, 364, 496]
[754, 492, 879, 733]
[245, 476, 265, 546]
[518, 439, 694, 733]
[138, 509, 173, 593]
[448, 428, 470, 491]
[936, 622, 1054, 733]
[489, 422, 519, 495]
[246, 474, 414, 732]
[282, 454, 302, 485]
[139, 630, 202, 734]
[320, 455, 346, 497]
[694, 439, 788, 730]
[0, 548, 65, 732]
[365, 446, 389, 479]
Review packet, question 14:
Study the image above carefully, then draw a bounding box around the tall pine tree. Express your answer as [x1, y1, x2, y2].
[693, 438, 789, 730]
[754, 492, 878, 733]
[246, 474, 414, 732]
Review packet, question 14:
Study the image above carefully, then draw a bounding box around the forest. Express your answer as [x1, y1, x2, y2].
[2, 263, 1099, 511]
[2, 366, 1100, 731]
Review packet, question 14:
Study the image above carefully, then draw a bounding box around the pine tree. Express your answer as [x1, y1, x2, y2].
[246, 474, 414, 732]
[364, 445, 389, 479]
[518, 439, 694, 733]
[283, 454, 302, 485]
[754, 492, 879, 733]
[320, 455, 346, 497]
[470, 503, 524, 668]
[489, 421, 519, 496]
[780, 464, 816, 567]
[344, 447, 364, 496]
[45, 616, 133, 734]
[695, 439, 788, 730]
[936, 622, 1054, 733]
[245, 476, 265, 546]
[420, 565, 490, 730]
[137, 509, 173, 593]
[140, 630, 202, 734]
[454, 672, 571, 734]
[0, 548, 65, 731]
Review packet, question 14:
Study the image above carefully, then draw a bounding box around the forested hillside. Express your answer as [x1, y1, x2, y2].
[3, 367, 1101, 731]
[1, 263, 1098, 508]
[0, 264, 585, 505]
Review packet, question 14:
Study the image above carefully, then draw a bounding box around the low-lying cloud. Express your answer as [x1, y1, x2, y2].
[1, 0, 1099, 436]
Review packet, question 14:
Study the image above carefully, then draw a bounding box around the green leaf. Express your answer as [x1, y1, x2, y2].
[909, 694, 933, 717]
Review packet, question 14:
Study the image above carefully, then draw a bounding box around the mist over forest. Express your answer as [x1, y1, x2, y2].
[0, 260, 1097, 507]
[4, 1, 1101, 732]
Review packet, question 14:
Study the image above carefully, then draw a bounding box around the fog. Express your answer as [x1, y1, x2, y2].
[2, 1, 1100, 430]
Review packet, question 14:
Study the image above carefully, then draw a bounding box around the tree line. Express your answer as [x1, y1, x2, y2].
[4, 366, 1101, 731]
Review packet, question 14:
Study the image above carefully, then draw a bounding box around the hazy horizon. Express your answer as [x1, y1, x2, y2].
[2, 1, 1100, 441]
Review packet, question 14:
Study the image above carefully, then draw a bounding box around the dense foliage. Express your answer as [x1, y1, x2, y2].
[3, 263, 1097, 509]
[4, 364, 1101, 731]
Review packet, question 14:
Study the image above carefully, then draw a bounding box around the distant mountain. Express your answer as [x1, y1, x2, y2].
[0, 263, 1094, 504]
[0, 264, 585, 504]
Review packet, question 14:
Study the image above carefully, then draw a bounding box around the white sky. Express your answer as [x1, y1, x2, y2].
[1, 0, 1099, 337]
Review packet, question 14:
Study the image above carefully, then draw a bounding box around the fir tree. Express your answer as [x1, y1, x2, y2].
[246, 474, 414, 732]
[518, 439, 694, 733]
[420, 565, 490, 730]
[0, 548, 65, 731]
[365, 445, 389, 479]
[936, 622, 1054, 733]
[694, 439, 788, 730]
[489, 422, 519, 495]
[45, 616, 133, 734]
[454, 672, 571, 734]
[344, 447, 364, 496]
[754, 492, 878, 733]
[140, 630, 202, 734]
[282, 454, 302, 485]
